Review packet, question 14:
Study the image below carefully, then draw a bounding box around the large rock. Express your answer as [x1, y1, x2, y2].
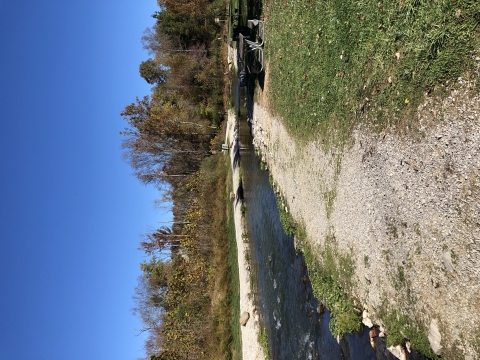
[442, 252, 455, 272]
[240, 311, 250, 326]
[388, 345, 407, 360]
[428, 319, 442, 355]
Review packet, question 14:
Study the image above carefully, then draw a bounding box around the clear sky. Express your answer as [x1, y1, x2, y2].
[0, 1, 167, 359]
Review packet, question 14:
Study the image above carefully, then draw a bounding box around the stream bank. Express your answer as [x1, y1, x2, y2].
[248, 76, 480, 358]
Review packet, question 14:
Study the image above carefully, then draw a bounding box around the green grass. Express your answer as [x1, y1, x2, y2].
[258, 327, 270, 359]
[275, 195, 297, 236]
[302, 233, 361, 336]
[265, 0, 480, 143]
[382, 310, 439, 359]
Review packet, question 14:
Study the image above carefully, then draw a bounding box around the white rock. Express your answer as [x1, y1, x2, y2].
[428, 318, 442, 355]
[362, 317, 373, 328]
[442, 252, 455, 272]
[387, 345, 406, 360]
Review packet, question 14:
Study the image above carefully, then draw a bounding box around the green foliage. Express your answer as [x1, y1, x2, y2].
[258, 327, 270, 359]
[303, 235, 360, 336]
[276, 196, 296, 236]
[394, 265, 406, 290]
[265, 0, 480, 142]
[363, 255, 369, 268]
[139, 59, 167, 84]
[323, 189, 337, 220]
[268, 174, 274, 187]
[383, 310, 439, 359]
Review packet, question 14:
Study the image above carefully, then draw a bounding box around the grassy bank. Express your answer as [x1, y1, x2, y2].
[264, 0, 480, 142]
[200, 153, 243, 360]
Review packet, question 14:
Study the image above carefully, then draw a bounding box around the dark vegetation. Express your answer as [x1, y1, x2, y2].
[121, 1, 241, 358]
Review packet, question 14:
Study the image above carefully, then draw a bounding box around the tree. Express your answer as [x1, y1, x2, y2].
[139, 226, 187, 256]
[140, 59, 167, 85]
[132, 275, 165, 333]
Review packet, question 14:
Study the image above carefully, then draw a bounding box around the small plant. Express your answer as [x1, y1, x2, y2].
[451, 249, 458, 265]
[413, 223, 421, 236]
[295, 246, 303, 256]
[382, 249, 392, 262]
[258, 327, 270, 359]
[323, 189, 337, 219]
[382, 310, 439, 359]
[394, 265, 406, 290]
[240, 203, 246, 216]
[414, 241, 422, 254]
[364, 255, 370, 268]
[386, 220, 398, 239]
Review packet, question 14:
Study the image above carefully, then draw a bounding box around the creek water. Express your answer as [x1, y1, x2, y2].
[232, 78, 428, 359]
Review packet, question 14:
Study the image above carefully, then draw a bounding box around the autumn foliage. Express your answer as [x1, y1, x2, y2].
[122, 0, 236, 358]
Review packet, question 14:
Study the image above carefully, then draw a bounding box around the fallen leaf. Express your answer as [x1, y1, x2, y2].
[404, 98, 409, 104]
[455, 9, 461, 18]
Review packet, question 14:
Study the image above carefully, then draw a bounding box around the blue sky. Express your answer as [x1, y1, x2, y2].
[0, 1, 167, 359]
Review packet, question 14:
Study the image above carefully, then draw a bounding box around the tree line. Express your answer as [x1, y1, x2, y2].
[121, 0, 236, 359]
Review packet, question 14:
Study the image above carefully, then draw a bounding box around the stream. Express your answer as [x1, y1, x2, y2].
[233, 78, 428, 360]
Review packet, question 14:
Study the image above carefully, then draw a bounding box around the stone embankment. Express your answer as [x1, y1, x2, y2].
[249, 80, 480, 358]
[226, 107, 264, 360]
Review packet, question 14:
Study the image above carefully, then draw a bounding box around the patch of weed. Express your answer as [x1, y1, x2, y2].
[394, 265, 406, 290]
[303, 234, 360, 336]
[413, 222, 421, 236]
[258, 327, 270, 359]
[323, 188, 337, 219]
[275, 195, 296, 236]
[382, 310, 439, 359]
[386, 220, 398, 239]
[364, 255, 370, 268]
